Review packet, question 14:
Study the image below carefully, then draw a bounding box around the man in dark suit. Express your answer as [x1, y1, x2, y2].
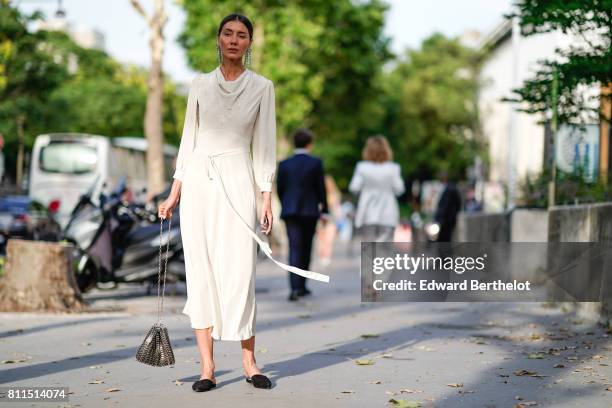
[277, 129, 329, 301]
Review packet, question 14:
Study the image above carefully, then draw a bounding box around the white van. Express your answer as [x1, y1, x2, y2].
[29, 133, 178, 228]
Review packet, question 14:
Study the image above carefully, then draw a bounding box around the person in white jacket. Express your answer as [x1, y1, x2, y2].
[348, 135, 405, 242]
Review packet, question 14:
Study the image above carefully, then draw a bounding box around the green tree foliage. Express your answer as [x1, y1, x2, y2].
[0, 3, 68, 178]
[0, 2, 187, 180]
[33, 30, 186, 144]
[505, 0, 612, 124]
[371, 33, 484, 182]
[299, 0, 392, 189]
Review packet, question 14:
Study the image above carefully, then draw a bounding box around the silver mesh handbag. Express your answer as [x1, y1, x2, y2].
[135, 217, 176, 367]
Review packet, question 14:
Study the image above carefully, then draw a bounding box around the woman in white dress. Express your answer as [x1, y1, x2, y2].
[157, 14, 328, 393]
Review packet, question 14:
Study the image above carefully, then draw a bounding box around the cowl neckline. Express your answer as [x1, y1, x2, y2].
[214, 66, 252, 96]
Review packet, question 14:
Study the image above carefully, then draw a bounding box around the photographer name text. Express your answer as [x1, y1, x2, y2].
[373, 279, 531, 291]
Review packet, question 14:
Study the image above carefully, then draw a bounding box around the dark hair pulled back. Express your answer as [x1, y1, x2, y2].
[217, 13, 253, 40]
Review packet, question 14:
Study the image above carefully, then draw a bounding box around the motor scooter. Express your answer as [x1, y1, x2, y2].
[62, 176, 184, 293]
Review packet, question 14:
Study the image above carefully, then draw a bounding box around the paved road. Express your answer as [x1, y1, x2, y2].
[0, 241, 611, 407]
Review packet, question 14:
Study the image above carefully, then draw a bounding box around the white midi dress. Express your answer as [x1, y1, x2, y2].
[174, 67, 329, 341]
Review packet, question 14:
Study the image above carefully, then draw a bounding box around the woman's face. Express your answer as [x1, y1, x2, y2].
[218, 20, 251, 63]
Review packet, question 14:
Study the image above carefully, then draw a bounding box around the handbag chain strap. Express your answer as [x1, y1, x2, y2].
[156, 216, 172, 323]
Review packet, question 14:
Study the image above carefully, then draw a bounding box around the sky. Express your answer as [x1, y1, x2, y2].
[15, 0, 513, 84]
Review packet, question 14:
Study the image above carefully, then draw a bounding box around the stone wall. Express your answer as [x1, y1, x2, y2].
[549, 203, 612, 325]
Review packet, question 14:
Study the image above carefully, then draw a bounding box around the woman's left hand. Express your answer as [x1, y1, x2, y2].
[260, 193, 273, 235]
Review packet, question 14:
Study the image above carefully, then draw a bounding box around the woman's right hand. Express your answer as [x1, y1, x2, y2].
[158, 195, 178, 220]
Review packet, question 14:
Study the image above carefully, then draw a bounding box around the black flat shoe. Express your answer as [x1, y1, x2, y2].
[246, 374, 272, 389]
[288, 290, 300, 301]
[192, 378, 216, 392]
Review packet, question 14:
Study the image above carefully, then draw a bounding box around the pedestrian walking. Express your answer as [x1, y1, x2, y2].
[157, 13, 329, 393]
[348, 135, 405, 242]
[277, 128, 330, 301]
[349, 135, 405, 300]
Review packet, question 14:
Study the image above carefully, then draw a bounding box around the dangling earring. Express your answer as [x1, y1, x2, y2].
[216, 43, 223, 64]
[244, 47, 252, 68]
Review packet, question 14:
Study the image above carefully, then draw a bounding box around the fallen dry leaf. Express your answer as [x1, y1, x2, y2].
[355, 359, 375, 365]
[512, 370, 547, 378]
[400, 388, 423, 394]
[104, 388, 121, 392]
[446, 383, 463, 388]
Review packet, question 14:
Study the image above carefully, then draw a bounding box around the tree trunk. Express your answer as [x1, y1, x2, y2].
[129, 0, 168, 201]
[144, 10, 166, 202]
[0, 239, 85, 312]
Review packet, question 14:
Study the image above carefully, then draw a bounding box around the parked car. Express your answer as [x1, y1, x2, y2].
[0, 195, 62, 255]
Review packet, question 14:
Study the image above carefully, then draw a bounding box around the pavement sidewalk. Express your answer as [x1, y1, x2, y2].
[1, 241, 611, 408]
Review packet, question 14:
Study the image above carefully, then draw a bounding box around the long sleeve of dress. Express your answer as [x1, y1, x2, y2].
[173, 75, 200, 181]
[251, 80, 277, 192]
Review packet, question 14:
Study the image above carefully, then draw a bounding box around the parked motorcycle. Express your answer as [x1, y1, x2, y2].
[62, 176, 185, 293]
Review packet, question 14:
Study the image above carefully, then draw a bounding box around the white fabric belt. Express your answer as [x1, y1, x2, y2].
[204, 148, 330, 283]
